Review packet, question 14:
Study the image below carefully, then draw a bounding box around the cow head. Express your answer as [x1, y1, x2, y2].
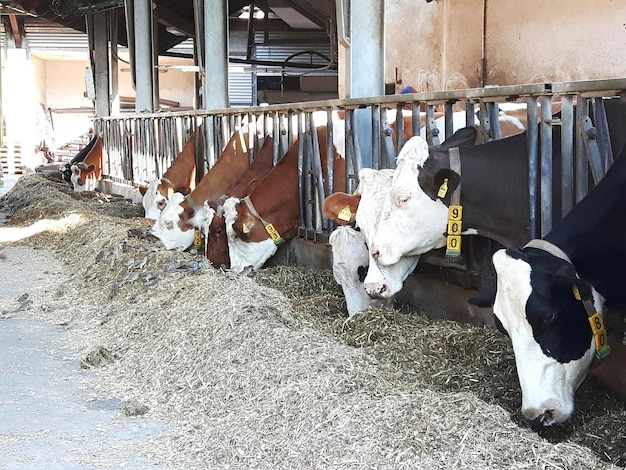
[491, 248, 598, 426]
[150, 192, 196, 250]
[70, 162, 96, 191]
[204, 199, 231, 269]
[143, 179, 169, 219]
[223, 197, 280, 273]
[370, 128, 477, 266]
[329, 226, 388, 315]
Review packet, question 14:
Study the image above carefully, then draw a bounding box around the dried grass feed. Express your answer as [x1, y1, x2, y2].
[1, 172, 625, 469]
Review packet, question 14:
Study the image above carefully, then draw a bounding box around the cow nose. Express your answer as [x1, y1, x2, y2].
[524, 408, 558, 427]
[364, 281, 390, 299]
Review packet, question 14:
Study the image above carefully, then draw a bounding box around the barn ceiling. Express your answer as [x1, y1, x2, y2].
[0, 1, 336, 59]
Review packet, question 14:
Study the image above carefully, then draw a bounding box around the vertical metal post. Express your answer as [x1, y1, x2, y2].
[371, 104, 381, 169]
[92, 11, 110, 117]
[575, 96, 589, 203]
[539, 95, 553, 236]
[527, 97, 539, 239]
[560, 95, 574, 217]
[134, 0, 155, 113]
[444, 101, 454, 140]
[203, 0, 229, 110]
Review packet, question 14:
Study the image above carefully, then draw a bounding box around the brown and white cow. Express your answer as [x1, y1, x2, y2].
[223, 124, 347, 273]
[150, 127, 257, 250]
[70, 135, 103, 191]
[143, 128, 199, 219]
[202, 136, 277, 268]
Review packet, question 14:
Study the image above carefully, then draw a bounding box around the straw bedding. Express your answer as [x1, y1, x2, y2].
[1, 172, 625, 469]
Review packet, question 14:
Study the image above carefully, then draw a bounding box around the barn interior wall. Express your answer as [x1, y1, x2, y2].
[384, 0, 626, 91]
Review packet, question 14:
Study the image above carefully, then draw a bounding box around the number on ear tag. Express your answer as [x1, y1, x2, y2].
[338, 206, 352, 222]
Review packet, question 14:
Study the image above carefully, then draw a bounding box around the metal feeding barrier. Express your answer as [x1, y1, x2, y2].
[95, 77, 626, 246]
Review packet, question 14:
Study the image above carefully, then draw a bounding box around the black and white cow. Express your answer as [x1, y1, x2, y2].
[482, 140, 626, 426]
[371, 97, 626, 266]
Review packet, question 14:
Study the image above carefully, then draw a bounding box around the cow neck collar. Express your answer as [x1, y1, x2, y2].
[184, 194, 196, 209]
[524, 239, 571, 264]
[448, 147, 461, 206]
[242, 196, 284, 245]
[160, 176, 175, 188]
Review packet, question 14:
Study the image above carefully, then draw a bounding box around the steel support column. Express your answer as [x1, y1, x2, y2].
[134, 0, 156, 113]
[346, 0, 384, 169]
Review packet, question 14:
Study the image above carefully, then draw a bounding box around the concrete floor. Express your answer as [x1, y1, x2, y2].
[0, 175, 171, 469]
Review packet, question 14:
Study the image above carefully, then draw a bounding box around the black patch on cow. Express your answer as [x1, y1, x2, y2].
[417, 127, 478, 202]
[524, 253, 593, 363]
[357, 265, 368, 283]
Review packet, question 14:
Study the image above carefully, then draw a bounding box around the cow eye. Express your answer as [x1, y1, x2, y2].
[397, 195, 410, 206]
[543, 311, 558, 326]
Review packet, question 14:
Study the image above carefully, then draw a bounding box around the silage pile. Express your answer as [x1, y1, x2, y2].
[1, 172, 624, 470]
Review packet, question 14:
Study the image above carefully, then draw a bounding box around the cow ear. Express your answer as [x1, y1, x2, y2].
[322, 192, 360, 224]
[138, 185, 148, 196]
[433, 169, 461, 197]
[552, 264, 593, 300]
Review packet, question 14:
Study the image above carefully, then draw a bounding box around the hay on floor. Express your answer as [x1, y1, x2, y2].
[1, 173, 624, 470]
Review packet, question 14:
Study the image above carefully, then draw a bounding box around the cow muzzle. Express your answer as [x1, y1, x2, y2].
[364, 280, 392, 299]
[522, 403, 570, 427]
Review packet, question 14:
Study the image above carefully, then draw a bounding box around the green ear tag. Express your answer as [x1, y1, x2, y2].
[437, 178, 449, 198]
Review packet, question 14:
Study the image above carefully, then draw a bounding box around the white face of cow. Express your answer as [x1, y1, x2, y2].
[223, 197, 278, 273]
[363, 253, 419, 299]
[370, 136, 448, 266]
[491, 249, 597, 426]
[143, 179, 167, 219]
[70, 163, 96, 192]
[329, 226, 389, 316]
[151, 192, 194, 251]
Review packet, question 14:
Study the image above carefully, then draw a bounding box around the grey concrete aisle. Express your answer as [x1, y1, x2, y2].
[0, 174, 170, 469]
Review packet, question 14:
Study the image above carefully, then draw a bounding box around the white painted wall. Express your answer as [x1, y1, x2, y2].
[384, 0, 626, 91]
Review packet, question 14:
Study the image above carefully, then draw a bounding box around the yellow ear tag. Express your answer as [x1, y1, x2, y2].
[338, 206, 352, 222]
[437, 178, 449, 198]
[242, 223, 250, 234]
[193, 228, 203, 249]
[572, 284, 581, 301]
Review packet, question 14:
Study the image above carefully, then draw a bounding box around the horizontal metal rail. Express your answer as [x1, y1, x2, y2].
[95, 78, 626, 245]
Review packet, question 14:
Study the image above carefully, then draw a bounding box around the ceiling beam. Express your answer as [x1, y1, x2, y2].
[152, 4, 195, 37]
[280, 0, 332, 29]
[8, 14, 23, 48]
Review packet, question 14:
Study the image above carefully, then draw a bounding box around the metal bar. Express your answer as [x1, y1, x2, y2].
[575, 96, 589, 203]
[425, 105, 440, 145]
[592, 97, 614, 171]
[526, 97, 539, 239]
[539, 95, 553, 236]
[444, 102, 454, 139]
[297, 112, 306, 227]
[560, 95, 574, 217]
[371, 105, 382, 169]
[395, 103, 404, 157]
[326, 108, 334, 196]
